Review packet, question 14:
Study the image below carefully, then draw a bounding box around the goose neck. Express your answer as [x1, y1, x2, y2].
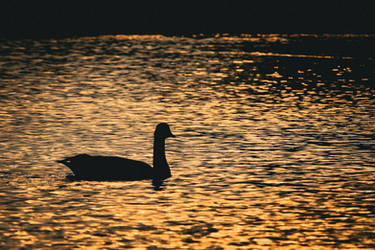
[152, 137, 171, 179]
[153, 137, 166, 164]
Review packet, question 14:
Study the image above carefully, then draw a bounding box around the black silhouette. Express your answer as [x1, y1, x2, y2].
[57, 123, 175, 181]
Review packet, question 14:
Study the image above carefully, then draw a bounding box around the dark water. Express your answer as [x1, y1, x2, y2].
[0, 34, 374, 249]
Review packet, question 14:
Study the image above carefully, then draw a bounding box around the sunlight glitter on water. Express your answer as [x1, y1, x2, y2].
[0, 34, 374, 249]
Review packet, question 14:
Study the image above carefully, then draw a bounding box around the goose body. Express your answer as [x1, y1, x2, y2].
[57, 123, 175, 181]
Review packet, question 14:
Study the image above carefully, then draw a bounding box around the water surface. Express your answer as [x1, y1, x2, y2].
[0, 34, 374, 249]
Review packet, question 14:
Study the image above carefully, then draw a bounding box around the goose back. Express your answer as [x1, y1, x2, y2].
[58, 154, 154, 180]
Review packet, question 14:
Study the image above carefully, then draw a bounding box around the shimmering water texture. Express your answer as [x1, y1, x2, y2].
[1, 34, 375, 249]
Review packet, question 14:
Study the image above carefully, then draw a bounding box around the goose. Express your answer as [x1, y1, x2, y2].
[57, 123, 175, 181]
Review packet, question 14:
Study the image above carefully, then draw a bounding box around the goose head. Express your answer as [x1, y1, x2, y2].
[154, 123, 175, 139]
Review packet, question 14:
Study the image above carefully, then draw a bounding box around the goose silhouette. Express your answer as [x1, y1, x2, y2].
[57, 123, 175, 181]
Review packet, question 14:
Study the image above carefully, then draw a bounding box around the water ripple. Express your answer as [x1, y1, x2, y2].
[0, 34, 374, 248]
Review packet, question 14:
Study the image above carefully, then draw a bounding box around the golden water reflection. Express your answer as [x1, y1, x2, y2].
[0, 34, 374, 248]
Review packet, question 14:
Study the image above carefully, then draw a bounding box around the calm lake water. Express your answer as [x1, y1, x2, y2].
[0, 34, 374, 249]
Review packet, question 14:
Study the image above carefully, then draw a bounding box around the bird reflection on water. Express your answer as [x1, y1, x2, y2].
[57, 123, 175, 190]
